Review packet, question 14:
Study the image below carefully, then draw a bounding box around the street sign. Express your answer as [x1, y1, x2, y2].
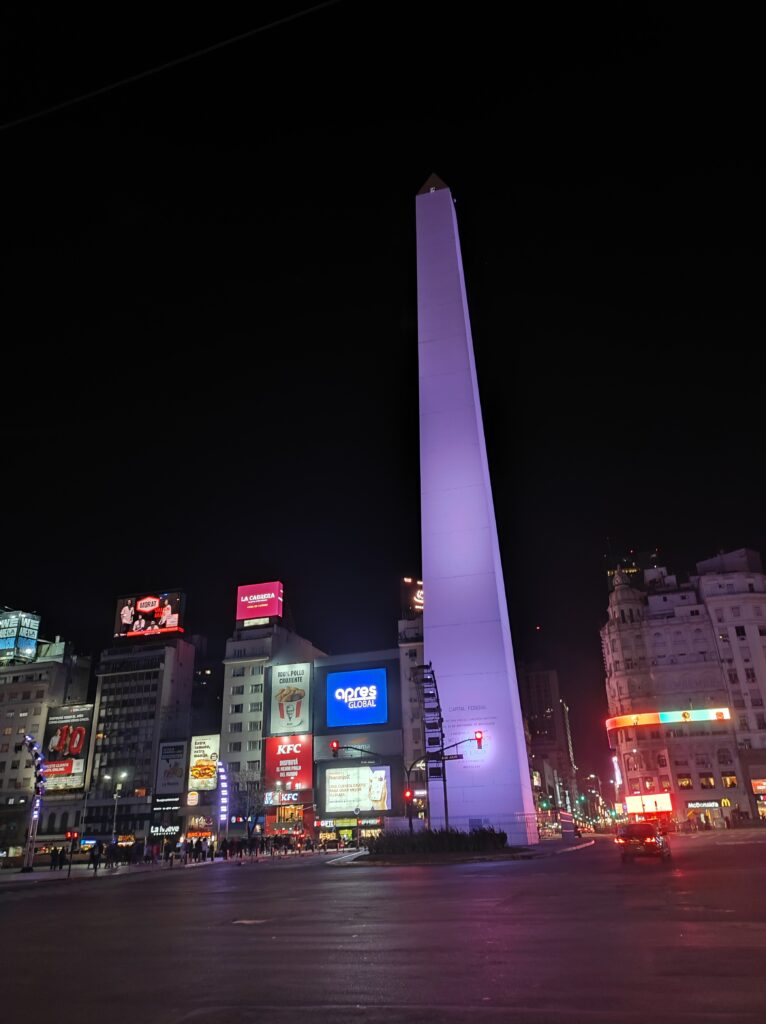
[442, 754, 464, 761]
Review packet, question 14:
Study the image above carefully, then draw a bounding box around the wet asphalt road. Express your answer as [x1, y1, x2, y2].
[2, 831, 765, 1024]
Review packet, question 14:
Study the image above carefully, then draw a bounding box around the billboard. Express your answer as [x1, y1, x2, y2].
[236, 582, 284, 621]
[401, 577, 424, 617]
[263, 735, 313, 791]
[42, 704, 94, 791]
[155, 741, 188, 795]
[326, 668, 388, 728]
[325, 765, 392, 813]
[0, 610, 40, 662]
[751, 779, 766, 794]
[624, 793, 672, 814]
[187, 735, 220, 792]
[270, 663, 311, 735]
[114, 591, 185, 638]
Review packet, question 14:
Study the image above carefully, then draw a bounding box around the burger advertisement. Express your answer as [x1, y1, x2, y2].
[187, 734, 220, 792]
[269, 663, 311, 736]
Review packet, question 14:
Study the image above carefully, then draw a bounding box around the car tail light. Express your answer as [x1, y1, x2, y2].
[645, 837, 657, 844]
[614, 838, 625, 844]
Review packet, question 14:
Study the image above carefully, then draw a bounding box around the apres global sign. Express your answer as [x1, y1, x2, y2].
[326, 668, 388, 727]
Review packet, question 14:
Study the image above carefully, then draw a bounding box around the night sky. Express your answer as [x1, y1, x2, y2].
[3, 6, 759, 782]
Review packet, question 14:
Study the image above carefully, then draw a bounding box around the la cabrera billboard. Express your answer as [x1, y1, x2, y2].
[236, 582, 284, 622]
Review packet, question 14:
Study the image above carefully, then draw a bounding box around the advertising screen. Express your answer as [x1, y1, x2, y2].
[325, 765, 392, 813]
[326, 668, 388, 728]
[155, 741, 188, 795]
[42, 704, 94, 791]
[187, 735, 220, 792]
[270, 663, 311, 735]
[236, 582, 284, 621]
[0, 610, 41, 661]
[114, 591, 185, 638]
[263, 735, 313, 791]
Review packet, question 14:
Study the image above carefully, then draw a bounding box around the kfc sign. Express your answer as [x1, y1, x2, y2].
[264, 735, 313, 791]
[236, 582, 284, 621]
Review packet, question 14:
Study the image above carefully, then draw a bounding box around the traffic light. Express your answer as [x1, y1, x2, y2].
[404, 788, 413, 803]
[330, 740, 340, 758]
[474, 730, 483, 750]
[65, 831, 79, 841]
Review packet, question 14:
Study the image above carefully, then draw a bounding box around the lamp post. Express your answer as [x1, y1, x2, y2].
[104, 772, 127, 843]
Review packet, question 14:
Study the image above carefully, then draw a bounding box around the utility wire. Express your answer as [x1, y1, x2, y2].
[0, 0, 344, 133]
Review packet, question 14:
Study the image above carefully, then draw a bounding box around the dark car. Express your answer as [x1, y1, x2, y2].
[615, 822, 671, 863]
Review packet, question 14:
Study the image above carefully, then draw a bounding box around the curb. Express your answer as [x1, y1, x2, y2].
[554, 839, 596, 854]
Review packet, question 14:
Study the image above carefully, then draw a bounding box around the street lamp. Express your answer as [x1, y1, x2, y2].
[104, 772, 128, 840]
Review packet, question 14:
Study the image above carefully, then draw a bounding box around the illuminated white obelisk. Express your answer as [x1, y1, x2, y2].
[417, 175, 537, 844]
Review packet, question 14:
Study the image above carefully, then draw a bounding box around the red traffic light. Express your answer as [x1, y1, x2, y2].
[404, 789, 413, 802]
[65, 831, 72, 840]
[474, 730, 483, 750]
[330, 740, 340, 758]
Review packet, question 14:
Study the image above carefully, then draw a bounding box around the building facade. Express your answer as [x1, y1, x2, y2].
[517, 664, 578, 812]
[602, 564, 748, 828]
[0, 631, 90, 854]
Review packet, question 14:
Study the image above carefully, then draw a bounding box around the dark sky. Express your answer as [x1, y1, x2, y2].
[2, 5, 759, 782]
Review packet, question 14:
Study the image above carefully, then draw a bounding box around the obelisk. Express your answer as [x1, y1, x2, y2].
[416, 175, 537, 844]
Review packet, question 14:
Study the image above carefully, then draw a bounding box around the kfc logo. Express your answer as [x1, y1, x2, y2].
[277, 742, 302, 755]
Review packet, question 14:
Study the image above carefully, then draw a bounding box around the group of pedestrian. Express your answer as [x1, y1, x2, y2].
[49, 846, 68, 870]
[88, 841, 104, 875]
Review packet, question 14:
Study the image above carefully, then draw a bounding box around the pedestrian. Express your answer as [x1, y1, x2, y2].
[50, 846, 59, 870]
[58, 846, 66, 870]
[208, 839, 215, 861]
[194, 838, 202, 863]
[201, 837, 209, 861]
[93, 841, 102, 876]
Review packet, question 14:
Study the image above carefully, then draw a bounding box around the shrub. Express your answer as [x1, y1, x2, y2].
[366, 827, 508, 856]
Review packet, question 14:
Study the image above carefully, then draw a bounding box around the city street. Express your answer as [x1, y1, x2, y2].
[2, 831, 765, 1022]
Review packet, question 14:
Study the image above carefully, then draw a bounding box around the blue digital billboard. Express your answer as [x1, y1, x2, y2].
[326, 668, 388, 728]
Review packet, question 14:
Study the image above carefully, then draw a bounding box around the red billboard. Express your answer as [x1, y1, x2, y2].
[236, 582, 283, 621]
[264, 735, 313, 791]
[114, 591, 185, 638]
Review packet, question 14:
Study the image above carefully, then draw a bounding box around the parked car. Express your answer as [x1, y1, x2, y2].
[615, 822, 671, 863]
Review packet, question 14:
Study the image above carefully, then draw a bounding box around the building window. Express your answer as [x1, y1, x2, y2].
[745, 668, 757, 683]
[643, 777, 656, 792]
[229, 704, 243, 715]
[657, 755, 667, 768]
[717, 749, 733, 765]
[735, 625, 746, 637]
[227, 742, 242, 752]
[757, 714, 766, 730]
[721, 773, 737, 788]
[35, 689, 45, 699]
[699, 774, 715, 789]
[231, 668, 245, 678]
[247, 721, 260, 731]
[660, 775, 671, 792]
[739, 715, 750, 730]
[677, 774, 693, 789]
[728, 669, 740, 686]
[247, 740, 261, 751]
[247, 760, 260, 771]
[751, 695, 764, 708]
[230, 723, 243, 733]
[249, 702, 262, 713]
[732, 608, 741, 619]
[629, 778, 641, 795]
[230, 685, 245, 695]
[250, 666, 263, 676]
[228, 762, 241, 772]
[249, 684, 263, 694]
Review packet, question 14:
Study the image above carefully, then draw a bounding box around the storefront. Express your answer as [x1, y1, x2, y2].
[686, 799, 724, 828]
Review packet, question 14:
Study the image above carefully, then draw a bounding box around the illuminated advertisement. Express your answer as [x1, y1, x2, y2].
[264, 735, 313, 791]
[624, 793, 673, 814]
[187, 735, 220, 792]
[605, 708, 731, 732]
[42, 704, 94, 791]
[401, 577, 424, 617]
[325, 765, 392, 813]
[236, 582, 284, 622]
[0, 610, 40, 662]
[155, 741, 187, 795]
[270, 663, 311, 735]
[264, 789, 313, 806]
[326, 668, 388, 728]
[114, 591, 185, 638]
[751, 779, 766, 794]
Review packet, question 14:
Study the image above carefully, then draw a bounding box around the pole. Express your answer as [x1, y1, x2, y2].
[442, 754, 449, 831]
[21, 796, 41, 872]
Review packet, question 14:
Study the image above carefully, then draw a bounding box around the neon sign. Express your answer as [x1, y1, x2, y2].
[605, 708, 730, 732]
